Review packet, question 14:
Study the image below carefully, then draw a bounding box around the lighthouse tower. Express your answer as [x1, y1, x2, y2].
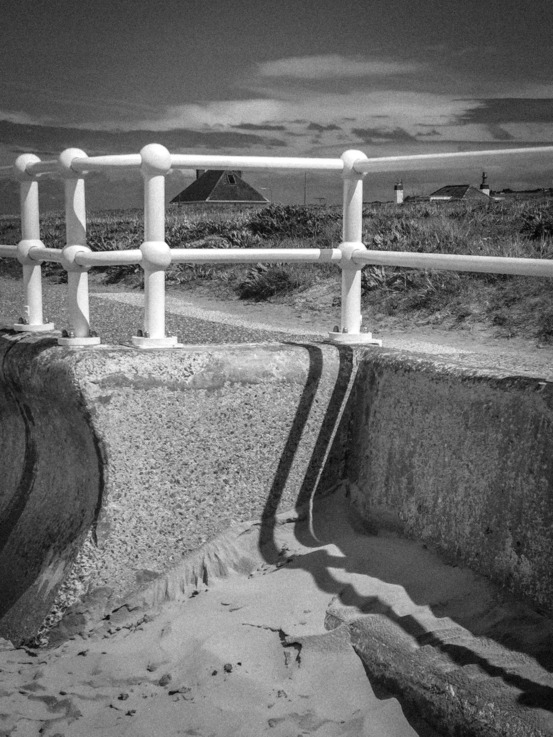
[480, 172, 490, 197]
[394, 180, 404, 204]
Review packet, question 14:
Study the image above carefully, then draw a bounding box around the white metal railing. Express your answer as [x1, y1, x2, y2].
[1, 142, 553, 348]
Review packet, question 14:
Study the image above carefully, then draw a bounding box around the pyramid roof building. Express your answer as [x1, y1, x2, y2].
[171, 170, 269, 205]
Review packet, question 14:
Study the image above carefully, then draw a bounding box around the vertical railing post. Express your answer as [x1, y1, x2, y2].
[132, 143, 180, 348]
[57, 148, 101, 346]
[328, 150, 381, 345]
[12, 154, 55, 332]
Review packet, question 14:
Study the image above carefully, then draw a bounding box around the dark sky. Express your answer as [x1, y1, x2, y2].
[2, 0, 553, 210]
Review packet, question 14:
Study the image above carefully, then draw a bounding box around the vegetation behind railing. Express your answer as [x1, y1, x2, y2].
[3, 199, 553, 341]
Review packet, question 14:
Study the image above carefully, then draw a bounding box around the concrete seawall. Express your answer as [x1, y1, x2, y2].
[1, 332, 553, 642]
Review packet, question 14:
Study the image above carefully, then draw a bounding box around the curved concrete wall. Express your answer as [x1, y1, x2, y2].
[0, 334, 103, 642]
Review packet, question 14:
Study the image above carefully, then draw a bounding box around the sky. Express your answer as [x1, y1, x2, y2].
[1, 0, 553, 213]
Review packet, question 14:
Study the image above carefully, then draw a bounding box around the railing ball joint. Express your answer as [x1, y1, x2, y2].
[140, 240, 172, 271]
[58, 148, 88, 178]
[340, 149, 367, 181]
[60, 244, 91, 273]
[16, 239, 43, 265]
[13, 154, 41, 182]
[139, 143, 172, 177]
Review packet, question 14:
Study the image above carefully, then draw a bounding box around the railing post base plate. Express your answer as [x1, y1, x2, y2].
[57, 336, 101, 347]
[13, 323, 56, 333]
[327, 331, 382, 346]
[131, 336, 182, 349]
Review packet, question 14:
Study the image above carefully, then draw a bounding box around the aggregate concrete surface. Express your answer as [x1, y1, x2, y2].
[2, 276, 553, 736]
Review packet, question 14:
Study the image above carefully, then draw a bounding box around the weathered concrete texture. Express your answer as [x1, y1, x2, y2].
[0, 332, 356, 641]
[345, 348, 553, 617]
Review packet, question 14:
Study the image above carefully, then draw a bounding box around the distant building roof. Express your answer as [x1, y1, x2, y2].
[403, 195, 430, 203]
[494, 188, 553, 200]
[429, 185, 490, 201]
[171, 170, 269, 204]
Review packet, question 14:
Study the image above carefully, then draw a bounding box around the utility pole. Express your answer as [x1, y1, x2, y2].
[303, 172, 307, 206]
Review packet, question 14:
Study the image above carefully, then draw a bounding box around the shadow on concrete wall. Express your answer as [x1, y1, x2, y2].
[258, 342, 355, 559]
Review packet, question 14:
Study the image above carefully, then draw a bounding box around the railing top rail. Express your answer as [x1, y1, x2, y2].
[353, 146, 553, 173]
[4, 144, 553, 180]
[169, 154, 344, 172]
[25, 160, 59, 176]
[71, 154, 142, 172]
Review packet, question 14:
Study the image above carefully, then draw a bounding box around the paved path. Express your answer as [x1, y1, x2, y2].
[2, 275, 553, 379]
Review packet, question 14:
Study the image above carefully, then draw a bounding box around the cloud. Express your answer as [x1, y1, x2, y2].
[0, 119, 287, 158]
[486, 124, 515, 141]
[231, 123, 287, 131]
[352, 126, 417, 143]
[79, 90, 477, 137]
[257, 55, 424, 79]
[119, 100, 286, 130]
[0, 109, 42, 126]
[459, 98, 553, 125]
[307, 123, 342, 132]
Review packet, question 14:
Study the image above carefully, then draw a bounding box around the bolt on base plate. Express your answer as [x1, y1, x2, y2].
[13, 322, 56, 333]
[327, 331, 382, 346]
[131, 335, 183, 349]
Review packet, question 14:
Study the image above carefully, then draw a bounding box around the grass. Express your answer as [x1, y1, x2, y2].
[2, 199, 553, 341]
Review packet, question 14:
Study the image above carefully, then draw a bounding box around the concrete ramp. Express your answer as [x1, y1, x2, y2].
[0, 333, 352, 643]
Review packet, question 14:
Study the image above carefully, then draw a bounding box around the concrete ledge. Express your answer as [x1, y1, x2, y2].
[0, 333, 355, 642]
[345, 349, 553, 617]
[326, 607, 552, 737]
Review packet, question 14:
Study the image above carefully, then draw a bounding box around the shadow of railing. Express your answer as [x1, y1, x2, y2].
[259, 342, 355, 561]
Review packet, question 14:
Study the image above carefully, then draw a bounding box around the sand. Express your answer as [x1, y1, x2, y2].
[2, 488, 552, 736]
[0, 490, 423, 736]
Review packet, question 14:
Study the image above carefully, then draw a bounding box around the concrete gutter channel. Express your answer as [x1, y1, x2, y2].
[1, 330, 553, 735]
